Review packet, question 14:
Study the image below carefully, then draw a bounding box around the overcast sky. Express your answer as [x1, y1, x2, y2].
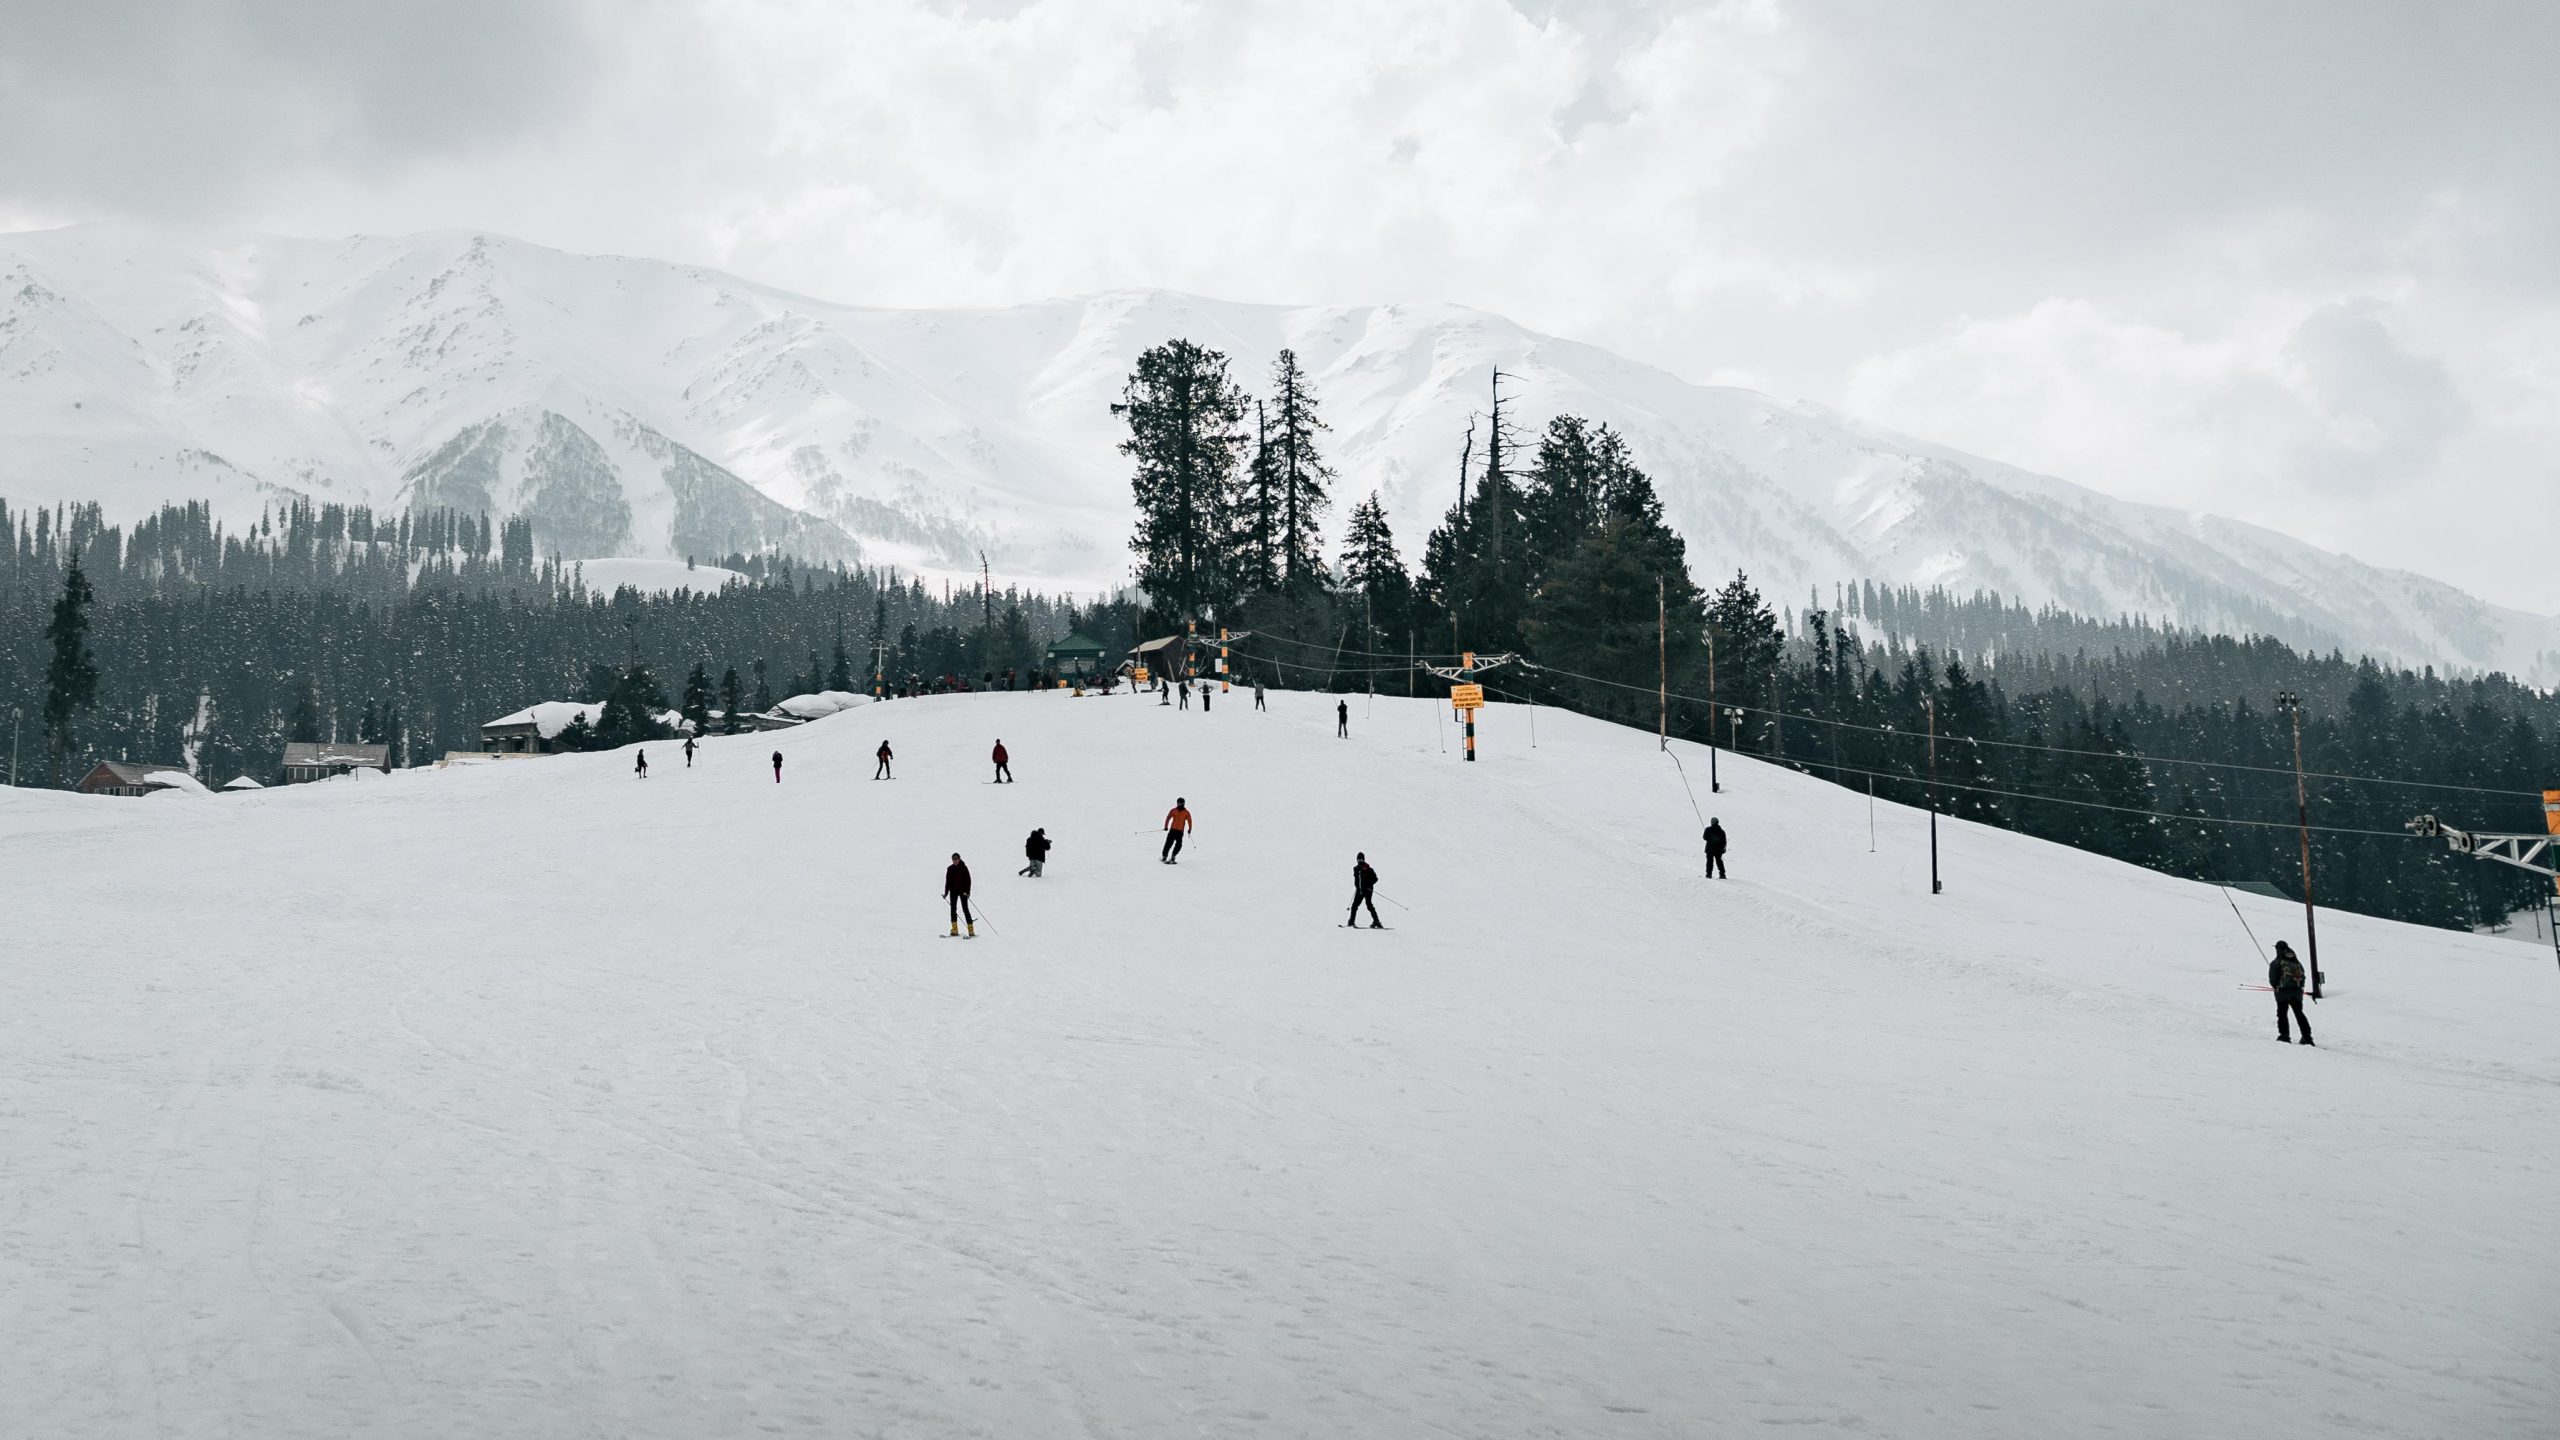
[4, 0, 2555, 609]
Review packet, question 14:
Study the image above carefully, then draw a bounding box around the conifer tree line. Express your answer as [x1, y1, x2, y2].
[1116, 340, 2560, 935]
[0, 499, 1110, 787]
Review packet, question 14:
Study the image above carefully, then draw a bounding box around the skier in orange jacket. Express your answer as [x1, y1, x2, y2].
[1160, 798, 1193, 864]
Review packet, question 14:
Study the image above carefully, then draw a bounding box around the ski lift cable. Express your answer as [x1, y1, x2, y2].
[1516, 658, 2545, 799]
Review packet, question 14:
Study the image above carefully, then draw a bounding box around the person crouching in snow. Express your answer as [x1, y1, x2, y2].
[945, 852, 975, 936]
[1020, 827, 1050, 877]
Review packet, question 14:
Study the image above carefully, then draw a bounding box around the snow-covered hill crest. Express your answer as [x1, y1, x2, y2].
[3, 225, 2553, 679]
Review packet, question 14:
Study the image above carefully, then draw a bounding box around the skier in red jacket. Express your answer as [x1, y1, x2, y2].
[992, 740, 1012, 783]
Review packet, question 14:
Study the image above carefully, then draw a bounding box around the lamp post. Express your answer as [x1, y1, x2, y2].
[1725, 705, 1744, 762]
[8, 705, 18, 787]
[2274, 691, 2323, 998]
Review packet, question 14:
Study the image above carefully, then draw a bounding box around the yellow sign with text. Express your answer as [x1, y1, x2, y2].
[1450, 684, 1486, 709]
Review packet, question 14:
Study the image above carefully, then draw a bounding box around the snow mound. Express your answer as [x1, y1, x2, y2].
[3, 690, 2552, 1436]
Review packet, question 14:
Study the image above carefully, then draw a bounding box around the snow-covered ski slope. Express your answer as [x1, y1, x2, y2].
[5, 692, 2554, 1438]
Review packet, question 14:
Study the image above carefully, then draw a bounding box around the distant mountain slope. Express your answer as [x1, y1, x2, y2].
[2, 226, 2552, 680]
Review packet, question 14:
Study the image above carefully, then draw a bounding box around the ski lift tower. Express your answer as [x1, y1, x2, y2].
[2408, 792, 2560, 975]
[1420, 651, 1518, 762]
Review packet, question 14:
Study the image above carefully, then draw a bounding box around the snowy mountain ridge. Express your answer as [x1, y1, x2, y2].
[4, 224, 2554, 681]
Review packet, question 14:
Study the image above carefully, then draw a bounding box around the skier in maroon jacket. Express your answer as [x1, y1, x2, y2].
[992, 740, 1013, 783]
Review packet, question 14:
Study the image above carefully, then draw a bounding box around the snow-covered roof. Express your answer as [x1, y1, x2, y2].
[283, 741, 389, 769]
[484, 701, 601, 739]
[483, 701, 695, 739]
[139, 769, 209, 795]
[773, 690, 866, 720]
[221, 775, 265, 790]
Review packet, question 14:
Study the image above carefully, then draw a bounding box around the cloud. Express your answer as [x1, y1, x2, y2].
[0, 0, 610, 213]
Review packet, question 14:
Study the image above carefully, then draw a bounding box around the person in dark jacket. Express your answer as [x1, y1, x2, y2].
[1703, 818, 1728, 878]
[1347, 852, 1382, 928]
[770, 750, 782, 783]
[1253, 680, 1266, 711]
[1178, 680, 1191, 710]
[874, 741, 893, 780]
[635, 749, 649, 779]
[682, 737, 696, 768]
[1020, 828, 1051, 877]
[2270, 940, 2313, 1044]
[992, 740, 1012, 783]
[945, 853, 974, 936]
[1337, 699, 1349, 738]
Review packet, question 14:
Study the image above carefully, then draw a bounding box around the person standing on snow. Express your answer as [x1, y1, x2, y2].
[1179, 680, 1192, 711]
[2270, 940, 2314, 1045]
[682, 736, 696, 768]
[874, 741, 893, 780]
[1703, 818, 1728, 878]
[635, 749, 649, 779]
[1337, 699, 1349, 738]
[1201, 683, 1212, 712]
[1020, 827, 1051, 877]
[1347, 852, 1383, 928]
[1161, 797, 1194, 864]
[1253, 680, 1266, 711]
[945, 852, 975, 937]
[992, 739, 1013, 783]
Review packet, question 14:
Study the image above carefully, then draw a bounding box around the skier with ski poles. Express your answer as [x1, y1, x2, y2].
[992, 739, 1013, 783]
[2270, 940, 2314, 1045]
[1020, 827, 1050, 877]
[682, 736, 696, 768]
[1347, 852, 1383, 928]
[1253, 680, 1266, 711]
[945, 852, 975, 937]
[1703, 818, 1728, 878]
[874, 741, 893, 780]
[1161, 797, 1193, 864]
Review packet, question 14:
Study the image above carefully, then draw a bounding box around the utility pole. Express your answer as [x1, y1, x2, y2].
[2275, 691, 2323, 998]
[8, 705, 18, 787]
[1219, 628, 1232, 693]
[1656, 576, 1668, 752]
[1725, 705, 1744, 762]
[1365, 590, 1376, 702]
[1707, 629, 1719, 791]
[1925, 691, 1945, 891]
[1769, 666, 1781, 765]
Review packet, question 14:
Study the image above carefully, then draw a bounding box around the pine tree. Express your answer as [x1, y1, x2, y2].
[1267, 349, 1334, 585]
[41, 555, 98, 784]
[680, 662, 714, 735]
[1117, 339, 1250, 621]
[287, 676, 322, 744]
[1705, 571, 1782, 696]
[1239, 401, 1281, 593]
[1341, 491, 1415, 663]
[828, 621, 853, 691]
[719, 667, 744, 734]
